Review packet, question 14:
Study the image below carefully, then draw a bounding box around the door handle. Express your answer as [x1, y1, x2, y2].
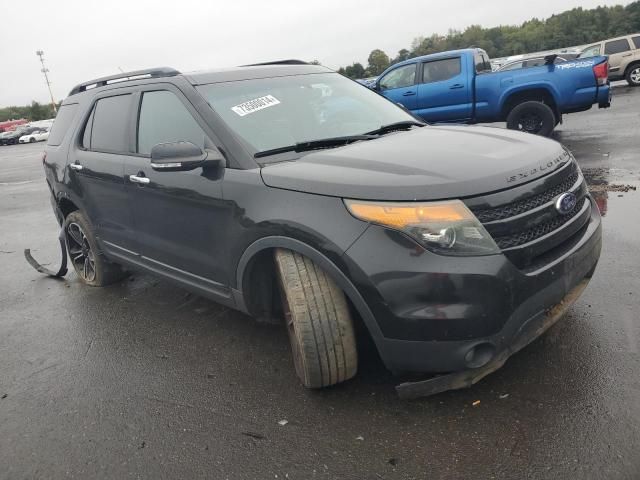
[402, 91, 416, 96]
[129, 175, 150, 185]
[69, 163, 83, 171]
[622, 53, 632, 57]
[449, 84, 464, 89]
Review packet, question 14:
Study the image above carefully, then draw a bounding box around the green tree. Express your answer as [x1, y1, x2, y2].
[337, 1, 640, 71]
[344, 62, 366, 78]
[366, 49, 390, 76]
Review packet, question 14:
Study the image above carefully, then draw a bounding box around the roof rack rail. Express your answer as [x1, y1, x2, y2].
[68, 67, 180, 96]
[241, 59, 309, 67]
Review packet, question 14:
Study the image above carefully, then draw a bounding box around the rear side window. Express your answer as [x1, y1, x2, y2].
[90, 94, 132, 153]
[475, 53, 492, 74]
[604, 39, 631, 55]
[632, 36, 640, 49]
[47, 104, 79, 146]
[137, 90, 207, 155]
[422, 58, 461, 83]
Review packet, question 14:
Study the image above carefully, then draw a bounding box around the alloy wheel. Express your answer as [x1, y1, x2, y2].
[66, 222, 96, 282]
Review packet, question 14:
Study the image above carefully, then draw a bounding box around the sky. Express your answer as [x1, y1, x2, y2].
[0, 0, 632, 106]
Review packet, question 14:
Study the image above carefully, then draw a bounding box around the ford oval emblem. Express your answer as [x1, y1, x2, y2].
[555, 192, 577, 215]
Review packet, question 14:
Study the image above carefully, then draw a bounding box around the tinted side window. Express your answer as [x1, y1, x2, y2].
[475, 53, 492, 74]
[137, 91, 207, 155]
[604, 39, 631, 55]
[379, 64, 416, 90]
[422, 58, 461, 83]
[632, 36, 640, 49]
[47, 104, 79, 146]
[90, 95, 132, 153]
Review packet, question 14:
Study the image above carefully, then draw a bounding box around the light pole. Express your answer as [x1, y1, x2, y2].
[36, 50, 57, 114]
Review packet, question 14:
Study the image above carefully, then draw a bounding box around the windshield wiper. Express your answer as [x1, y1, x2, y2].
[254, 134, 377, 158]
[366, 120, 426, 136]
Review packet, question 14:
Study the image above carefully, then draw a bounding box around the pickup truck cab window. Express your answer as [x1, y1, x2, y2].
[379, 64, 416, 90]
[137, 90, 207, 155]
[421, 58, 461, 84]
[604, 39, 631, 55]
[474, 53, 492, 74]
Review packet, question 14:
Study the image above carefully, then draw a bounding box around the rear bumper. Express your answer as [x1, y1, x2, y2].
[598, 84, 611, 108]
[345, 196, 602, 374]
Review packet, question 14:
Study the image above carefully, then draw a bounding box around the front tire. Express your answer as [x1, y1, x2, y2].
[274, 248, 358, 388]
[65, 211, 128, 286]
[506, 101, 556, 136]
[626, 65, 640, 87]
[29, 137, 35, 143]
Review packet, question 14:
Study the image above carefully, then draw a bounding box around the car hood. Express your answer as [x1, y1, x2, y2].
[260, 125, 571, 201]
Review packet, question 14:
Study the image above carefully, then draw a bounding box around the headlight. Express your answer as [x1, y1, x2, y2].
[344, 199, 500, 256]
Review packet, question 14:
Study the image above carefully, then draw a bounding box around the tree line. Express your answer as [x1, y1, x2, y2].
[338, 1, 640, 78]
[0, 101, 59, 123]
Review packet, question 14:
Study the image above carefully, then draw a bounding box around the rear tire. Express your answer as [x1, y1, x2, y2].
[626, 65, 640, 87]
[65, 211, 128, 287]
[274, 248, 358, 388]
[506, 101, 556, 137]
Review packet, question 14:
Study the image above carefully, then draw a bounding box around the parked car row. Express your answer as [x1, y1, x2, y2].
[0, 125, 50, 145]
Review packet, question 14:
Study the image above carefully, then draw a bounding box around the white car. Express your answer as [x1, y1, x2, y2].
[19, 129, 49, 144]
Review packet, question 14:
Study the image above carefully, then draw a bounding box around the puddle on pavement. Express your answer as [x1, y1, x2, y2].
[582, 167, 640, 242]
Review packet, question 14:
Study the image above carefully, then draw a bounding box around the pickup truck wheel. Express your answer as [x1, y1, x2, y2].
[626, 66, 640, 86]
[65, 211, 128, 286]
[274, 248, 358, 389]
[506, 101, 556, 137]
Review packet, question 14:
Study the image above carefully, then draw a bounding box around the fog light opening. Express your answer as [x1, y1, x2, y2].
[464, 343, 496, 369]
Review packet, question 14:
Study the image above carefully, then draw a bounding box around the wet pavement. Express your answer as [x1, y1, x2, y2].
[1, 87, 639, 480]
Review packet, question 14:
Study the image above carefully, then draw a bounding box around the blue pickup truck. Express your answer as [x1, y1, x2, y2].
[373, 48, 611, 136]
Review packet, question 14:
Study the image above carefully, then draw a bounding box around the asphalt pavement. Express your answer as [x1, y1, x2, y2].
[1, 87, 639, 479]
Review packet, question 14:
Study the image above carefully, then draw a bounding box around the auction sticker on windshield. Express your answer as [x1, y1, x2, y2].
[231, 95, 281, 116]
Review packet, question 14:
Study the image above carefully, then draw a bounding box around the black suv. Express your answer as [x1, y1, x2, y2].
[43, 63, 601, 392]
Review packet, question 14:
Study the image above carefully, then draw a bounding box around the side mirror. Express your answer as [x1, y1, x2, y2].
[150, 141, 226, 172]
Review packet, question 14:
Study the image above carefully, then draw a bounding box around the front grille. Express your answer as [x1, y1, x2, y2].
[473, 171, 580, 223]
[493, 197, 586, 249]
[466, 162, 592, 269]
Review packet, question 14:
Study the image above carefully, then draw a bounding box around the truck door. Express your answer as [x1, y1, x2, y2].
[376, 63, 418, 110]
[603, 38, 633, 78]
[415, 56, 472, 122]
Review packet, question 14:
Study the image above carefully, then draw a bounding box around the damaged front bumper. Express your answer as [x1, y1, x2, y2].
[396, 277, 591, 400]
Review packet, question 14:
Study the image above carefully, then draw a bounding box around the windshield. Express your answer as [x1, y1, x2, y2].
[197, 72, 415, 157]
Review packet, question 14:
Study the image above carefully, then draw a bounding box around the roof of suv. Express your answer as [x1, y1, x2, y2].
[67, 62, 332, 97]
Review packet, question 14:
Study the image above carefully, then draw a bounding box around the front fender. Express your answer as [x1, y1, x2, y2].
[234, 234, 387, 361]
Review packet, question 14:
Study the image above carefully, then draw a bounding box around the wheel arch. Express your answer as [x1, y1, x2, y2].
[235, 236, 387, 358]
[500, 86, 560, 120]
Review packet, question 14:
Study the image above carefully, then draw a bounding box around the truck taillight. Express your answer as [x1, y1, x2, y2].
[593, 62, 608, 86]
